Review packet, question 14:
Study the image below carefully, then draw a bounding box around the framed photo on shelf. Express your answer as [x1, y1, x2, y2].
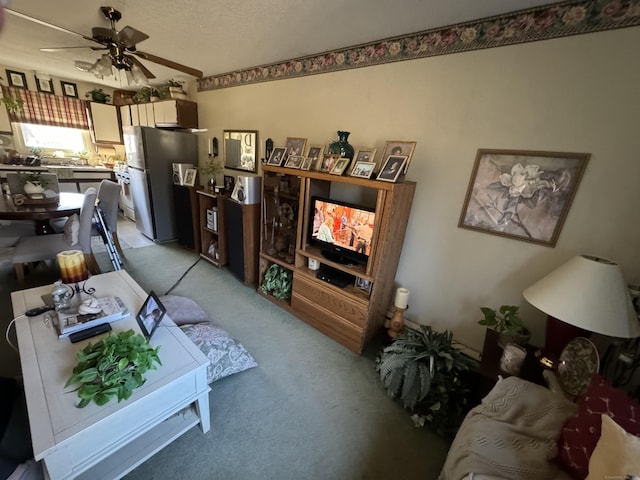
[285, 137, 307, 160]
[306, 145, 324, 168]
[135, 291, 166, 339]
[458, 148, 590, 247]
[35, 76, 54, 94]
[350, 161, 376, 179]
[352, 147, 377, 165]
[60, 81, 78, 98]
[267, 147, 287, 166]
[355, 277, 372, 293]
[319, 153, 339, 173]
[381, 141, 416, 174]
[224, 174, 235, 193]
[6, 70, 26, 88]
[376, 155, 408, 182]
[284, 155, 304, 169]
[183, 168, 197, 187]
[300, 157, 313, 170]
[330, 158, 350, 176]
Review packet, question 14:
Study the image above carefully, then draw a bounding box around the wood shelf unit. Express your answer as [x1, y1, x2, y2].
[259, 165, 416, 354]
[196, 190, 227, 267]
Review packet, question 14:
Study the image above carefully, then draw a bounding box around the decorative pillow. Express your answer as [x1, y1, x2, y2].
[180, 323, 257, 384]
[63, 214, 80, 246]
[159, 295, 210, 325]
[557, 374, 640, 480]
[585, 414, 640, 480]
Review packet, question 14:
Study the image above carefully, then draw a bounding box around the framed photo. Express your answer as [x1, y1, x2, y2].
[330, 158, 350, 176]
[355, 277, 372, 293]
[35, 76, 53, 94]
[6, 70, 26, 88]
[458, 149, 590, 247]
[352, 147, 377, 165]
[381, 141, 416, 174]
[224, 174, 235, 193]
[284, 155, 304, 169]
[135, 291, 166, 339]
[319, 153, 339, 173]
[60, 81, 78, 98]
[350, 161, 376, 179]
[183, 168, 197, 187]
[376, 155, 408, 182]
[300, 157, 312, 170]
[306, 144, 324, 167]
[285, 137, 307, 160]
[267, 146, 287, 166]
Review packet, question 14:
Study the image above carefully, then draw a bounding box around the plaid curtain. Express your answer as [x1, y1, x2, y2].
[2, 86, 89, 129]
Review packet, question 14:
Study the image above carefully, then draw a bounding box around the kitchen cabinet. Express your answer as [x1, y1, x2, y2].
[87, 102, 122, 144]
[0, 104, 11, 134]
[153, 100, 198, 129]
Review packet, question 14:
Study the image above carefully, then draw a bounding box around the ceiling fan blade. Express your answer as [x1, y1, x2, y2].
[134, 51, 203, 78]
[74, 61, 94, 72]
[5, 8, 104, 47]
[116, 26, 149, 48]
[40, 46, 107, 52]
[128, 56, 156, 79]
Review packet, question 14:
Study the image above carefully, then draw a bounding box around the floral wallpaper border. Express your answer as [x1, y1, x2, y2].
[198, 0, 640, 92]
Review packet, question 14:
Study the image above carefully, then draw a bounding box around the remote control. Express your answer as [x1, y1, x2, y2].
[25, 305, 55, 317]
[69, 323, 112, 343]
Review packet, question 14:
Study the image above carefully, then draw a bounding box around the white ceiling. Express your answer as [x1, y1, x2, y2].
[0, 0, 560, 89]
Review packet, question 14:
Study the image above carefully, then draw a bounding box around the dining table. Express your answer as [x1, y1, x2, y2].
[0, 192, 85, 235]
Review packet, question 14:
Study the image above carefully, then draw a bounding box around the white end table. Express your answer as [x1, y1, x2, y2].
[11, 271, 211, 480]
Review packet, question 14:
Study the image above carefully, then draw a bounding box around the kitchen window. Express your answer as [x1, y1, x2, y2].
[18, 123, 88, 153]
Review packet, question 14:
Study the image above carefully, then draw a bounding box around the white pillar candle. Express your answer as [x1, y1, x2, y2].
[394, 288, 410, 309]
[208, 138, 213, 156]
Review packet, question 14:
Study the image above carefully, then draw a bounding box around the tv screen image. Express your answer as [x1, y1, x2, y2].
[310, 196, 376, 266]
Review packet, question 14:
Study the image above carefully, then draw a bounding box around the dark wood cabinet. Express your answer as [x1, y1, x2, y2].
[197, 190, 227, 267]
[226, 199, 260, 285]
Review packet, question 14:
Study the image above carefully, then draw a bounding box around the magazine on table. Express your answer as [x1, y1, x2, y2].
[56, 296, 129, 339]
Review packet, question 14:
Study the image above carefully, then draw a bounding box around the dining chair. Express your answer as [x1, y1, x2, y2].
[91, 179, 125, 258]
[0, 220, 36, 248]
[12, 188, 100, 287]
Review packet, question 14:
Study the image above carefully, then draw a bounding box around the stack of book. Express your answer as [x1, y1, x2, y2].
[56, 296, 129, 339]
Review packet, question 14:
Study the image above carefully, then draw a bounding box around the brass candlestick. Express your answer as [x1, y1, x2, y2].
[387, 306, 407, 339]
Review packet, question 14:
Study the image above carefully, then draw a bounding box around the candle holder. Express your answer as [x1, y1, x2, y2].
[387, 305, 407, 340]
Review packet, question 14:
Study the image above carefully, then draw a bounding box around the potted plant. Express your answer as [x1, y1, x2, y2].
[160, 79, 187, 99]
[376, 325, 474, 437]
[198, 158, 224, 190]
[85, 88, 111, 104]
[478, 305, 530, 348]
[65, 329, 161, 408]
[259, 264, 293, 301]
[0, 94, 25, 113]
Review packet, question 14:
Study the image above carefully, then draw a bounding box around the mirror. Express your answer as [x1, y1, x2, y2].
[223, 130, 258, 173]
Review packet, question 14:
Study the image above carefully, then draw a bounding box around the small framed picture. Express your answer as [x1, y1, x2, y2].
[352, 147, 377, 165]
[377, 155, 408, 182]
[35, 77, 54, 94]
[381, 141, 417, 174]
[6, 70, 27, 89]
[61, 81, 78, 98]
[284, 155, 304, 169]
[350, 161, 376, 179]
[330, 158, 350, 176]
[183, 168, 197, 187]
[320, 153, 339, 173]
[300, 157, 312, 170]
[135, 291, 166, 339]
[355, 277, 372, 293]
[306, 145, 324, 167]
[224, 174, 235, 193]
[267, 147, 287, 166]
[285, 137, 307, 160]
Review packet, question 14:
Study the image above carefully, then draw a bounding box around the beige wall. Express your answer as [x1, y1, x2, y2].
[195, 27, 640, 352]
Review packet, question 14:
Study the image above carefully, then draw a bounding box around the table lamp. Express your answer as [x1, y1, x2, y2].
[387, 287, 410, 340]
[523, 255, 640, 366]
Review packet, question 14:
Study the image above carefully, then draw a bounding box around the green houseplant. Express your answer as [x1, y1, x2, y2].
[376, 325, 474, 437]
[65, 329, 161, 408]
[198, 158, 224, 189]
[259, 264, 293, 301]
[85, 88, 111, 104]
[478, 305, 530, 347]
[0, 94, 25, 113]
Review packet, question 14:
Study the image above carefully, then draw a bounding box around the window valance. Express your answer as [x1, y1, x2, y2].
[2, 86, 89, 130]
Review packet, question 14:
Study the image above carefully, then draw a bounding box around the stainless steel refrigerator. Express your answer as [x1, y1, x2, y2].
[123, 126, 197, 242]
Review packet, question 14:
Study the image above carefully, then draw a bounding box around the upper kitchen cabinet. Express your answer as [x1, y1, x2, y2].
[153, 100, 198, 129]
[87, 102, 123, 144]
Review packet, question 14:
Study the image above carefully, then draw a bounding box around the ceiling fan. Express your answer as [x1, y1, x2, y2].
[7, 6, 203, 84]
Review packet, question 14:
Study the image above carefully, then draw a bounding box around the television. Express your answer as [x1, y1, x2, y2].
[309, 196, 376, 266]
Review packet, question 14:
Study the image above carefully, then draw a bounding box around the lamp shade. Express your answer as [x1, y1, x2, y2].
[523, 255, 640, 338]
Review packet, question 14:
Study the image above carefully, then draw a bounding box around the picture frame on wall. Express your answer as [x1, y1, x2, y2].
[36, 77, 54, 94]
[380, 141, 416, 174]
[60, 81, 78, 98]
[458, 148, 590, 247]
[350, 161, 376, 179]
[376, 155, 408, 182]
[266, 147, 287, 166]
[6, 70, 26, 88]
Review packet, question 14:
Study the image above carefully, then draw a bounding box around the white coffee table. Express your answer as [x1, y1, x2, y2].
[11, 271, 211, 480]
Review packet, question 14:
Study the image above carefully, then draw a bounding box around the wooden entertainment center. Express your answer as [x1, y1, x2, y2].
[258, 165, 415, 354]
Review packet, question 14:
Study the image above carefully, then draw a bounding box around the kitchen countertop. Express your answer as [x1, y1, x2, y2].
[0, 164, 113, 172]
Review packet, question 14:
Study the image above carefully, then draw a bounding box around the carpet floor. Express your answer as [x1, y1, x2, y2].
[0, 242, 451, 480]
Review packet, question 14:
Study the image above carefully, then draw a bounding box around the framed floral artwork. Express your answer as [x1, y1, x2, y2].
[6, 70, 26, 88]
[381, 141, 416, 174]
[458, 149, 590, 247]
[36, 76, 54, 94]
[61, 81, 78, 98]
